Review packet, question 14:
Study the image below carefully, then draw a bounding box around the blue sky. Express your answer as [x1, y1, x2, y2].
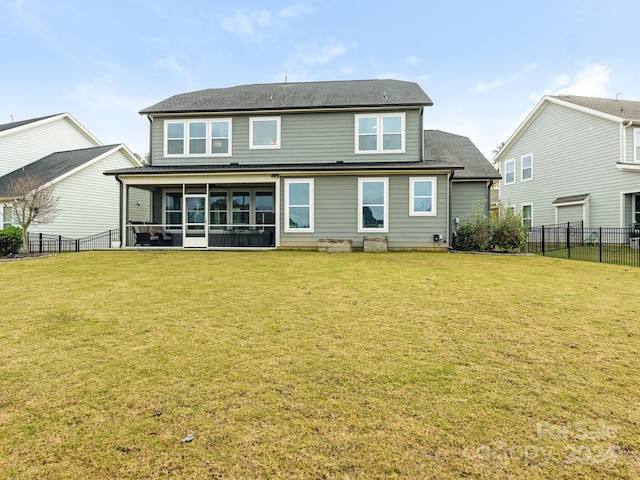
[2, 0, 639, 159]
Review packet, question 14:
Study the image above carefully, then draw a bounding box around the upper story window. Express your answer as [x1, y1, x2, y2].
[410, 177, 437, 216]
[635, 128, 640, 162]
[165, 119, 232, 157]
[521, 154, 533, 181]
[355, 113, 405, 154]
[504, 159, 515, 184]
[358, 178, 388, 232]
[250, 117, 281, 149]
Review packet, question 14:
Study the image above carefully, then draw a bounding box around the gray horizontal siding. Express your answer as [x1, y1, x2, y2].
[150, 109, 423, 166]
[451, 181, 489, 222]
[278, 173, 448, 249]
[499, 102, 640, 227]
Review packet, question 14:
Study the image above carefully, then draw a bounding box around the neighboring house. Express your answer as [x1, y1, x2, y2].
[495, 94, 640, 228]
[105, 79, 499, 250]
[0, 113, 145, 237]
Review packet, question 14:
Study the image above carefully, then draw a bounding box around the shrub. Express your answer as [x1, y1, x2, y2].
[455, 203, 528, 253]
[0, 226, 22, 257]
[456, 210, 492, 252]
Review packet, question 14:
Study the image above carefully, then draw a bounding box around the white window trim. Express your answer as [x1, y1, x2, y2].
[210, 119, 233, 157]
[409, 177, 437, 216]
[164, 119, 232, 157]
[358, 177, 389, 233]
[355, 113, 406, 154]
[504, 158, 516, 185]
[284, 179, 314, 233]
[634, 128, 640, 163]
[250, 117, 281, 150]
[521, 203, 533, 227]
[521, 154, 533, 182]
[165, 121, 185, 156]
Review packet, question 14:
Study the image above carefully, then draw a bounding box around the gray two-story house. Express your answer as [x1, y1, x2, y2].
[495, 94, 640, 228]
[106, 79, 499, 250]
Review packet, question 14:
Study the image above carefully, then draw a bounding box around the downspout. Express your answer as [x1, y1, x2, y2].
[147, 115, 153, 164]
[115, 174, 124, 247]
[447, 170, 453, 248]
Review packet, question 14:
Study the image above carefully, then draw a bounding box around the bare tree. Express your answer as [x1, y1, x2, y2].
[9, 175, 59, 253]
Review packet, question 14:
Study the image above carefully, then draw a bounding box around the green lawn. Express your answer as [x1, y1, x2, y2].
[1, 251, 639, 479]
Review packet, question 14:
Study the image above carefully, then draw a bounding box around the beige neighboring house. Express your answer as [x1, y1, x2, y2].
[0, 113, 147, 237]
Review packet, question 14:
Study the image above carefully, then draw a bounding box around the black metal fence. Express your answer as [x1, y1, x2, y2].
[28, 229, 120, 254]
[526, 222, 640, 267]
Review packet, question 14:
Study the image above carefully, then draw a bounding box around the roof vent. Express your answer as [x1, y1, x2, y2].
[383, 91, 388, 101]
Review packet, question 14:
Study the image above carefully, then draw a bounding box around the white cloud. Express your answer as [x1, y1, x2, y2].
[557, 63, 612, 97]
[340, 66, 357, 76]
[278, 4, 315, 18]
[155, 54, 190, 78]
[66, 78, 140, 113]
[529, 62, 613, 101]
[221, 9, 283, 40]
[221, 4, 313, 41]
[474, 64, 535, 93]
[295, 42, 348, 65]
[405, 56, 421, 66]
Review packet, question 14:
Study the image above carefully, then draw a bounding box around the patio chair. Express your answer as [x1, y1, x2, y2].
[585, 231, 599, 246]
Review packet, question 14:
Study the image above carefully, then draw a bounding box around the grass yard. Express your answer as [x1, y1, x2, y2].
[0, 250, 639, 479]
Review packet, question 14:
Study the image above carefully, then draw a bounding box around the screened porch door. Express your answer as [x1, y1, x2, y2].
[183, 194, 208, 248]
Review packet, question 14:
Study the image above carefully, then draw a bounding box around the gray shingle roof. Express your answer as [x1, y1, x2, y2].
[140, 79, 433, 114]
[552, 194, 590, 205]
[552, 95, 640, 121]
[0, 114, 62, 133]
[0, 145, 118, 198]
[423, 130, 501, 180]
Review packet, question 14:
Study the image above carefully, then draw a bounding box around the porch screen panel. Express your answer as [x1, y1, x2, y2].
[165, 193, 183, 226]
[255, 192, 274, 225]
[232, 192, 250, 225]
[210, 192, 228, 229]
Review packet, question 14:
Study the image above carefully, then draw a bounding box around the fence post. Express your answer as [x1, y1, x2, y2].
[599, 227, 602, 263]
[39, 232, 43, 253]
[541, 226, 545, 256]
[566, 222, 571, 259]
[58, 235, 62, 253]
[75, 239, 79, 252]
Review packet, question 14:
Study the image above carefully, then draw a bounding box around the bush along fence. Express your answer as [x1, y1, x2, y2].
[26, 229, 120, 254]
[526, 222, 640, 267]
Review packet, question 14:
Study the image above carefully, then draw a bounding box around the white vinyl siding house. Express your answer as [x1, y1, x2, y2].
[0, 114, 144, 238]
[0, 114, 100, 177]
[496, 95, 640, 228]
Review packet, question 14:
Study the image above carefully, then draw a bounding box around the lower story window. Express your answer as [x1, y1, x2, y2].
[410, 177, 436, 216]
[522, 204, 532, 228]
[285, 179, 314, 232]
[359, 178, 388, 232]
[2, 205, 13, 230]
